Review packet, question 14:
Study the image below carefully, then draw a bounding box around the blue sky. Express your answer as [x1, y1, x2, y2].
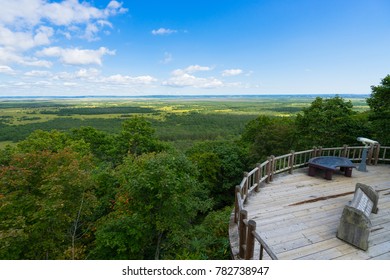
[0, 0, 389, 96]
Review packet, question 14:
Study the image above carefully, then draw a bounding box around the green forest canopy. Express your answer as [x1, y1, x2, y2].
[1, 77, 389, 259]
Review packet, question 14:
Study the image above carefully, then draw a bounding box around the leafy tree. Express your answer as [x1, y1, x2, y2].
[117, 116, 162, 156]
[295, 96, 369, 148]
[91, 152, 212, 260]
[186, 141, 248, 209]
[17, 129, 89, 155]
[366, 75, 390, 145]
[176, 207, 232, 260]
[240, 115, 297, 162]
[70, 126, 117, 163]
[0, 148, 97, 259]
[113, 116, 168, 162]
[0, 144, 15, 166]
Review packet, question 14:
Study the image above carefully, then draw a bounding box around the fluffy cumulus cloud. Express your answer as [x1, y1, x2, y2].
[0, 65, 15, 74]
[0, 0, 127, 68]
[74, 68, 101, 78]
[0, 25, 54, 51]
[0, 0, 127, 28]
[222, 68, 243, 77]
[0, 47, 53, 68]
[171, 65, 212, 76]
[0, 0, 43, 27]
[24, 70, 52, 77]
[184, 65, 212, 73]
[37, 46, 115, 66]
[103, 74, 157, 85]
[22, 68, 157, 88]
[163, 74, 223, 88]
[151, 28, 178, 35]
[163, 65, 223, 88]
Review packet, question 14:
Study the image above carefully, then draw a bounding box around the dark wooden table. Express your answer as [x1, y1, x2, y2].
[308, 156, 356, 180]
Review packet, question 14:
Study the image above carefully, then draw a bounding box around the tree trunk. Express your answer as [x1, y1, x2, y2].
[155, 232, 163, 260]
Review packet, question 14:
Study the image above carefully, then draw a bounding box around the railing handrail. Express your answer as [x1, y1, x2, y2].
[233, 144, 389, 260]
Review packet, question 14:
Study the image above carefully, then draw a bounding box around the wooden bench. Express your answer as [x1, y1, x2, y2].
[308, 156, 356, 180]
[336, 183, 379, 250]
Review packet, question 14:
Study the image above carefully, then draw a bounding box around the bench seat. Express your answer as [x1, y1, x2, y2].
[337, 183, 379, 250]
[308, 156, 356, 180]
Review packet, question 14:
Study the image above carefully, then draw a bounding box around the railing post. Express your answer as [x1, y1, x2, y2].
[255, 163, 261, 192]
[245, 220, 256, 260]
[239, 210, 248, 259]
[342, 144, 348, 158]
[234, 185, 241, 224]
[243, 172, 249, 203]
[312, 146, 317, 158]
[270, 155, 275, 181]
[266, 157, 271, 183]
[318, 146, 323, 157]
[259, 244, 264, 260]
[289, 150, 295, 174]
[374, 144, 381, 165]
[368, 145, 374, 165]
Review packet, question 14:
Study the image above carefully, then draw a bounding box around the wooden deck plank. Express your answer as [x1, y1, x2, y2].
[230, 164, 390, 260]
[370, 251, 390, 260]
[277, 238, 343, 259]
[333, 239, 390, 260]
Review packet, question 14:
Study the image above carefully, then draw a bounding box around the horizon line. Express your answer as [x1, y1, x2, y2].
[0, 93, 370, 99]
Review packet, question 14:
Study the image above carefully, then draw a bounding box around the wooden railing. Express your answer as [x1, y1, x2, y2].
[233, 144, 389, 260]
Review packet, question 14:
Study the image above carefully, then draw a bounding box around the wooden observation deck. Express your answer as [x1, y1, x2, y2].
[229, 145, 390, 260]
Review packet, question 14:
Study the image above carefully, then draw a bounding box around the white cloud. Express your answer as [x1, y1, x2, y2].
[34, 26, 55, 46]
[0, 0, 127, 29]
[103, 74, 157, 85]
[105, 1, 128, 15]
[0, 65, 15, 74]
[171, 65, 212, 76]
[163, 73, 223, 88]
[0, 0, 43, 27]
[39, 0, 126, 27]
[0, 47, 52, 68]
[7, 67, 158, 95]
[83, 23, 100, 41]
[152, 28, 178, 35]
[0, 48, 22, 63]
[0, 25, 54, 51]
[51, 71, 74, 80]
[160, 52, 173, 64]
[63, 82, 78, 87]
[34, 80, 52, 86]
[21, 58, 53, 68]
[37, 46, 115, 66]
[40, 0, 127, 40]
[222, 68, 243, 77]
[24, 70, 52, 77]
[98, 20, 113, 29]
[75, 68, 100, 78]
[0, 26, 30, 50]
[25, 68, 157, 86]
[0, 0, 127, 69]
[41, 1, 102, 26]
[184, 65, 212, 73]
[163, 65, 223, 88]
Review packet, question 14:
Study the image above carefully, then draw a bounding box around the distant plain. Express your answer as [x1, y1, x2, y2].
[0, 95, 369, 150]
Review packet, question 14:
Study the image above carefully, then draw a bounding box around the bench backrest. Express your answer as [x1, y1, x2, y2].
[336, 183, 379, 250]
[350, 188, 373, 218]
[353, 183, 379, 214]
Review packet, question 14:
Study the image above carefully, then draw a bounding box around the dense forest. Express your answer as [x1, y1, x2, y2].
[0, 75, 389, 259]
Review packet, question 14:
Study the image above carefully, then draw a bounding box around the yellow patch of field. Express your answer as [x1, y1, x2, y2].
[213, 109, 233, 113]
[0, 141, 15, 149]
